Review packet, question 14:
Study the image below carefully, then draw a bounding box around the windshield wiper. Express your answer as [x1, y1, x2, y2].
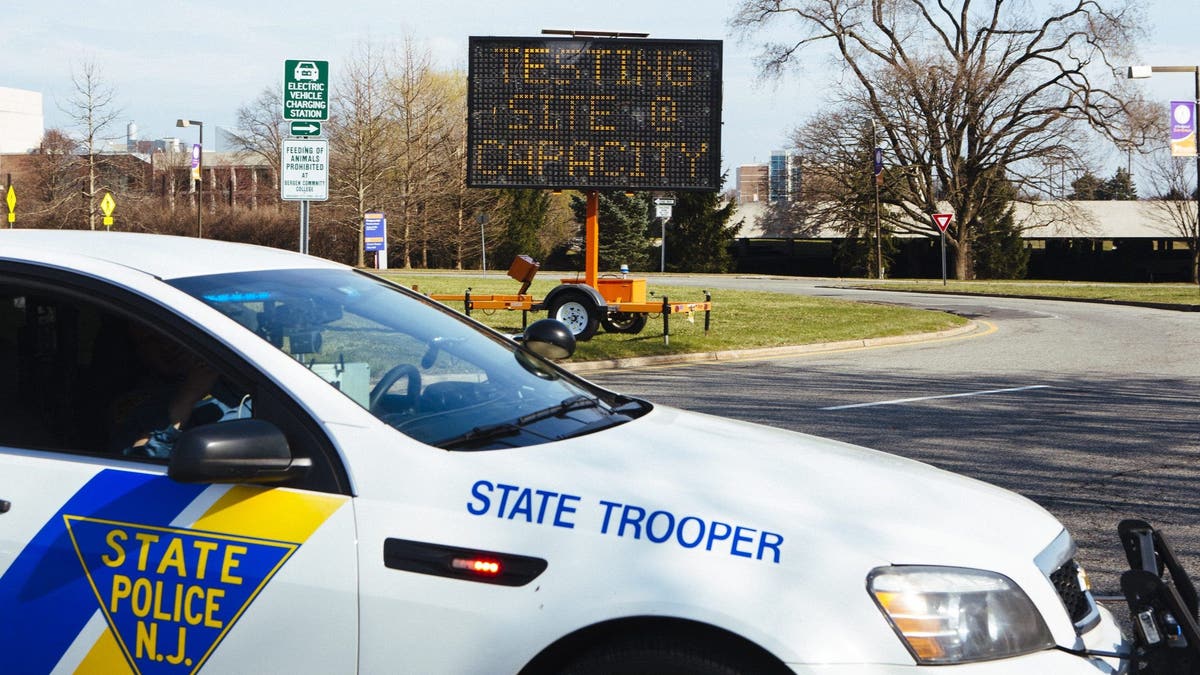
[434, 395, 603, 450]
[516, 394, 602, 425]
[436, 422, 523, 450]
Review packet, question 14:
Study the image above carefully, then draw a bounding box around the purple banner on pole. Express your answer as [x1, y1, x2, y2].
[1170, 100, 1197, 157]
[190, 143, 202, 180]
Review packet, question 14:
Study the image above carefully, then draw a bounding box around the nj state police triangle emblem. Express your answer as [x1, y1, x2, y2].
[64, 515, 298, 675]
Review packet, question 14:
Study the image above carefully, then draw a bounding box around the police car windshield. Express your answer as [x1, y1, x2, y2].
[169, 268, 642, 450]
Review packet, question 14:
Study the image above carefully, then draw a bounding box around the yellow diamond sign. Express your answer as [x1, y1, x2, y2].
[100, 192, 116, 227]
[5, 185, 13, 224]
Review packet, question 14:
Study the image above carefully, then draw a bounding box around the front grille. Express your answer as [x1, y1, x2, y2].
[1050, 559, 1093, 625]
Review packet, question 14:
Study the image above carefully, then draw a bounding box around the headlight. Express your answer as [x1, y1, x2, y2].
[868, 566, 1054, 664]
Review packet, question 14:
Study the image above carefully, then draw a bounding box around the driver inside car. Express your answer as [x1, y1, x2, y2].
[109, 323, 219, 458]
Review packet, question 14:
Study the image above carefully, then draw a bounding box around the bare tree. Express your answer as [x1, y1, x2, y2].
[27, 129, 82, 222]
[329, 41, 400, 266]
[150, 146, 193, 215]
[61, 61, 122, 230]
[430, 71, 498, 270]
[388, 38, 459, 268]
[1141, 141, 1199, 283]
[229, 88, 286, 191]
[731, 0, 1145, 278]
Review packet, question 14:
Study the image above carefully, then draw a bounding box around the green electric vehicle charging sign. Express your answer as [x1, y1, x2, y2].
[284, 59, 329, 122]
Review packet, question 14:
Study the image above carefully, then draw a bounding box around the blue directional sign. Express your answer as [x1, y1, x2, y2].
[364, 212, 386, 252]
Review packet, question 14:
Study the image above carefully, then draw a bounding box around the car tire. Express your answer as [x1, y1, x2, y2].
[559, 634, 771, 675]
[547, 291, 600, 341]
[600, 311, 648, 334]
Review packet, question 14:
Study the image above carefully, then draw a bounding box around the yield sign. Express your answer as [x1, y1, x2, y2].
[932, 213, 953, 233]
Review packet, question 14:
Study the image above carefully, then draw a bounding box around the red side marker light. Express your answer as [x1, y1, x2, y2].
[452, 557, 502, 576]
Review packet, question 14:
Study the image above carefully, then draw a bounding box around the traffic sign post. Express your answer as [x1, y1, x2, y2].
[282, 60, 330, 256]
[100, 192, 116, 229]
[282, 139, 329, 255]
[281, 139, 329, 201]
[932, 213, 954, 286]
[654, 198, 675, 272]
[364, 211, 387, 269]
[283, 60, 329, 122]
[290, 121, 322, 136]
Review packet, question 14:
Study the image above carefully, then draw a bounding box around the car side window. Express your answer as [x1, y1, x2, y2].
[0, 278, 347, 494]
[0, 284, 245, 455]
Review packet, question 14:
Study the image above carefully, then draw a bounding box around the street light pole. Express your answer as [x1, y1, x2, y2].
[1128, 65, 1200, 289]
[176, 119, 204, 238]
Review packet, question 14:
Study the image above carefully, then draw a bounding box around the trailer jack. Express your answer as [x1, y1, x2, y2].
[1118, 519, 1200, 674]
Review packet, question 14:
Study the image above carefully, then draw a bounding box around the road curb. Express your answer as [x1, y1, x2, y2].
[564, 321, 980, 373]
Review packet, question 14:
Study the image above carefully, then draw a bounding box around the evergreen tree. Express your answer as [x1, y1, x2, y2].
[972, 169, 1029, 279]
[493, 189, 550, 267]
[665, 175, 740, 273]
[1100, 167, 1138, 200]
[1068, 171, 1104, 200]
[833, 235, 897, 278]
[569, 192, 652, 271]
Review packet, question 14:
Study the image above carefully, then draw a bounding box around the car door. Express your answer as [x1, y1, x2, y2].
[0, 270, 359, 675]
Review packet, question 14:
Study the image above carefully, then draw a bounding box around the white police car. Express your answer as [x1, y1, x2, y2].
[0, 231, 1127, 674]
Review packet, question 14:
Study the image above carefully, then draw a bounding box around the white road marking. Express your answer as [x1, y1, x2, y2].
[821, 385, 1052, 410]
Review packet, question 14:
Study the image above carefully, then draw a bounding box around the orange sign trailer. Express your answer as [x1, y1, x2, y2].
[430, 191, 711, 343]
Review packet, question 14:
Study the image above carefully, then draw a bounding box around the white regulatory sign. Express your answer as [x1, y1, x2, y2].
[281, 139, 329, 201]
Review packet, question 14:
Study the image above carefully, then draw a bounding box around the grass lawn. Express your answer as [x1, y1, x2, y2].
[375, 272, 968, 361]
[848, 279, 1200, 308]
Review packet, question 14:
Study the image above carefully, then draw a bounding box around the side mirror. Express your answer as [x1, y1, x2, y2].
[168, 419, 311, 484]
[520, 319, 576, 360]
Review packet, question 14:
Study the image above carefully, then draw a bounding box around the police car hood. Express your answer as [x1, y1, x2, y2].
[551, 403, 1064, 569]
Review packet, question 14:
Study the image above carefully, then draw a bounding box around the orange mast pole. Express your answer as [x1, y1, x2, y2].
[585, 190, 599, 288]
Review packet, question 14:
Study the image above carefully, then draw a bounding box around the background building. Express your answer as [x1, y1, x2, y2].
[735, 164, 768, 204]
[769, 150, 802, 203]
[0, 87, 45, 153]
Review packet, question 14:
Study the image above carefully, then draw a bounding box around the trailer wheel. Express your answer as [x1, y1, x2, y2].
[601, 311, 648, 334]
[547, 291, 600, 341]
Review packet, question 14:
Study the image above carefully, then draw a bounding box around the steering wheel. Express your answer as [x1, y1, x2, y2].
[369, 364, 422, 413]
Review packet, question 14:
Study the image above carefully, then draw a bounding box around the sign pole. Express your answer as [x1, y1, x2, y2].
[940, 231, 947, 286]
[282, 59, 330, 258]
[653, 198, 675, 274]
[662, 213, 672, 269]
[6, 181, 15, 227]
[873, 121, 883, 279]
[931, 213, 953, 286]
[300, 200, 310, 255]
[480, 213, 487, 272]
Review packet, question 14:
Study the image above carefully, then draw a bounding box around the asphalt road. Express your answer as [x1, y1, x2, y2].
[587, 277, 1200, 600]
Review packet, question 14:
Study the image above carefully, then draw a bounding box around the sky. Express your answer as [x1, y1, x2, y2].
[5, 0, 1200, 181]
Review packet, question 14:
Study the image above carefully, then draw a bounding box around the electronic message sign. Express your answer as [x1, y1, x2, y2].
[467, 37, 722, 192]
